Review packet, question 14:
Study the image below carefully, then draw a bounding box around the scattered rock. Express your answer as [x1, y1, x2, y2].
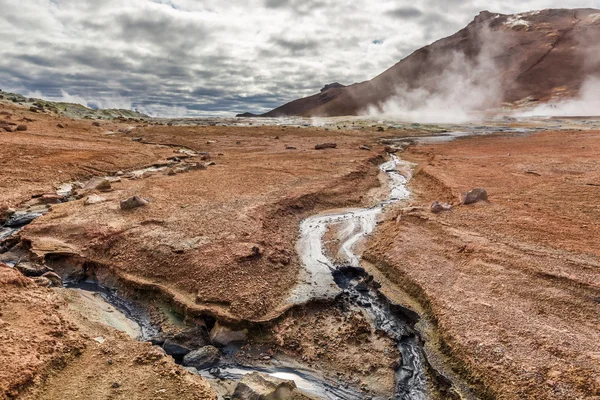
[431, 201, 453, 213]
[210, 322, 248, 346]
[111, 382, 120, 389]
[384, 145, 399, 153]
[56, 123, 65, 128]
[315, 142, 337, 150]
[359, 145, 371, 151]
[92, 121, 101, 127]
[182, 345, 221, 369]
[285, 145, 296, 150]
[85, 194, 106, 205]
[377, 126, 385, 132]
[16, 125, 27, 131]
[232, 372, 301, 400]
[461, 188, 488, 205]
[206, 162, 216, 166]
[120, 195, 148, 210]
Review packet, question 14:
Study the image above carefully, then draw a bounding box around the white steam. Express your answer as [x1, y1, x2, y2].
[363, 27, 506, 124]
[518, 77, 600, 117]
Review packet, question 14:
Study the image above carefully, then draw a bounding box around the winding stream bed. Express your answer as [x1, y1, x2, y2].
[1, 147, 469, 399]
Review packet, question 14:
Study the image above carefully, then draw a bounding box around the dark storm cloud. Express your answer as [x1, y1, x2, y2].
[0, 0, 598, 116]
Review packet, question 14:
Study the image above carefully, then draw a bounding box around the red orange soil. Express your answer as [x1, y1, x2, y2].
[365, 130, 600, 399]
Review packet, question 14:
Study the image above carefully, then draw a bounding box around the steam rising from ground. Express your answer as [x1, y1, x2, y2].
[518, 77, 600, 117]
[363, 27, 505, 123]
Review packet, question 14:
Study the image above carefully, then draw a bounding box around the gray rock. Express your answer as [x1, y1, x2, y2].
[182, 345, 221, 369]
[163, 339, 193, 358]
[120, 195, 148, 210]
[461, 188, 488, 205]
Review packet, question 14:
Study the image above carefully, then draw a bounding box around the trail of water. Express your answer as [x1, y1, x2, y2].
[289, 154, 413, 305]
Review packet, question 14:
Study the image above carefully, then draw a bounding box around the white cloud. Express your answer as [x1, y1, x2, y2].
[0, 0, 598, 116]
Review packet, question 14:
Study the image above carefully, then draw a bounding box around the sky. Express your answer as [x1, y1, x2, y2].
[0, 0, 599, 117]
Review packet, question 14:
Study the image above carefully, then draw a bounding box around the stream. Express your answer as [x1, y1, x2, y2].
[1, 147, 467, 399]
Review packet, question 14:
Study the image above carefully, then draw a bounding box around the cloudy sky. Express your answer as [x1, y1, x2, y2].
[0, 0, 598, 117]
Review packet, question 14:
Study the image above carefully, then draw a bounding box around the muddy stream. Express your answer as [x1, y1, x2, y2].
[1, 146, 471, 399]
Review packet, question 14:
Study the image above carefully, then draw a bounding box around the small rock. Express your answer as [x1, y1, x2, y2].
[111, 382, 120, 389]
[120, 195, 148, 210]
[187, 162, 207, 171]
[206, 162, 216, 166]
[431, 201, 453, 213]
[461, 188, 488, 205]
[377, 126, 385, 132]
[16, 125, 27, 131]
[40, 194, 65, 204]
[315, 142, 337, 150]
[182, 346, 221, 369]
[210, 322, 248, 346]
[85, 194, 106, 205]
[359, 145, 371, 151]
[384, 145, 399, 153]
[92, 121, 101, 127]
[83, 177, 112, 192]
[285, 145, 296, 150]
[56, 123, 65, 129]
[42, 271, 62, 287]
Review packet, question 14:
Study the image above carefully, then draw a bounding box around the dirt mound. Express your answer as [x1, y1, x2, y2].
[262, 8, 600, 117]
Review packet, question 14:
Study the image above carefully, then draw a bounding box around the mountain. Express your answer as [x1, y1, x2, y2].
[259, 8, 600, 117]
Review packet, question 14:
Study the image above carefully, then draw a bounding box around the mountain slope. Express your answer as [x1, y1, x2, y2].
[261, 8, 600, 117]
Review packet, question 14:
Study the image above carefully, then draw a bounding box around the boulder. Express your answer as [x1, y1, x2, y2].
[120, 195, 148, 210]
[232, 372, 298, 400]
[314, 142, 337, 150]
[210, 322, 248, 346]
[182, 345, 221, 369]
[461, 188, 488, 205]
[431, 201, 453, 213]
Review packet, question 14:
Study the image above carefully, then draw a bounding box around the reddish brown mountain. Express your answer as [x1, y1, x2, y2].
[260, 8, 600, 117]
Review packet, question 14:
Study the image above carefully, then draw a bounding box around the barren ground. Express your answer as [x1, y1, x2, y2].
[365, 130, 600, 399]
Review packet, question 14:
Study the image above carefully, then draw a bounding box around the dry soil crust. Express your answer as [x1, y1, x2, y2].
[365, 130, 600, 399]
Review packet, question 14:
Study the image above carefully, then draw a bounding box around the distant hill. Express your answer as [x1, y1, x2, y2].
[259, 8, 600, 117]
[0, 90, 149, 120]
